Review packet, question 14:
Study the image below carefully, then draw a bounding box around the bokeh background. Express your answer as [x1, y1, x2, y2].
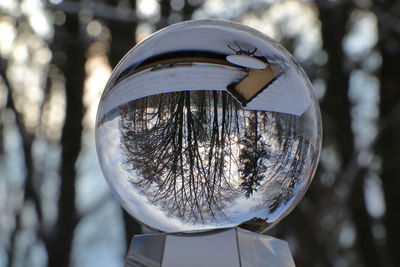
[1, 0, 399, 266]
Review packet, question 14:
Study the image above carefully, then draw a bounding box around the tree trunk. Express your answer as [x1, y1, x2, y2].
[46, 4, 86, 266]
[318, 2, 354, 166]
[377, 2, 400, 264]
[350, 169, 381, 267]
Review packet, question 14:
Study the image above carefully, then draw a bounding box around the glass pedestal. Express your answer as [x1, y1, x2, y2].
[125, 227, 295, 267]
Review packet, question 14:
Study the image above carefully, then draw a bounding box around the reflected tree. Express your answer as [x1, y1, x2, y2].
[120, 91, 242, 222]
[262, 134, 312, 214]
[238, 112, 268, 197]
[239, 110, 313, 213]
[119, 90, 316, 223]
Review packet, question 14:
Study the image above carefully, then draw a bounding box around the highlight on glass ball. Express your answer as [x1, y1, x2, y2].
[95, 20, 322, 233]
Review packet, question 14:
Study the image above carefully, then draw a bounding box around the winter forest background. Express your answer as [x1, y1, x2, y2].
[1, 0, 400, 266]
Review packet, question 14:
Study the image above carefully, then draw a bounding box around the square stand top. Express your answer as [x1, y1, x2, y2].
[125, 227, 295, 267]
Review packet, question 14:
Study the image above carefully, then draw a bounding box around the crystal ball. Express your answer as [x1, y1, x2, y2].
[95, 20, 322, 233]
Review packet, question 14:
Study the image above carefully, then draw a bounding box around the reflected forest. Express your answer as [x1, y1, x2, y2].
[119, 90, 313, 223]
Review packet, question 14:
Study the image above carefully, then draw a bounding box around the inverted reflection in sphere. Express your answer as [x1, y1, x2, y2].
[95, 20, 322, 233]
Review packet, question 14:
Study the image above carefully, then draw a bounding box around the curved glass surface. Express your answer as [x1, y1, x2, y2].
[96, 20, 322, 233]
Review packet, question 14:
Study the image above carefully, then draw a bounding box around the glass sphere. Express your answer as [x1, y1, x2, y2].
[96, 20, 322, 233]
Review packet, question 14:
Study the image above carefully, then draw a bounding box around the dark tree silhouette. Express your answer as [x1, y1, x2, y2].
[376, 1, 400, 266]
[44, 3, 87, 267]
[238, 112, 268, 197]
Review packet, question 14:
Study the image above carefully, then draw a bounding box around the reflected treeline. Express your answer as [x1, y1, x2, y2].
[261, 133, 312, 214]
[119, 91, 314, 223]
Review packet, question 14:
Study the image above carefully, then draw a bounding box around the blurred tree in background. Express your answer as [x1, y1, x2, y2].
[0, 0, 399, 266]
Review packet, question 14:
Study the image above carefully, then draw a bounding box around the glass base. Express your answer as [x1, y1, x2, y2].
[125, 227, 295, 267]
